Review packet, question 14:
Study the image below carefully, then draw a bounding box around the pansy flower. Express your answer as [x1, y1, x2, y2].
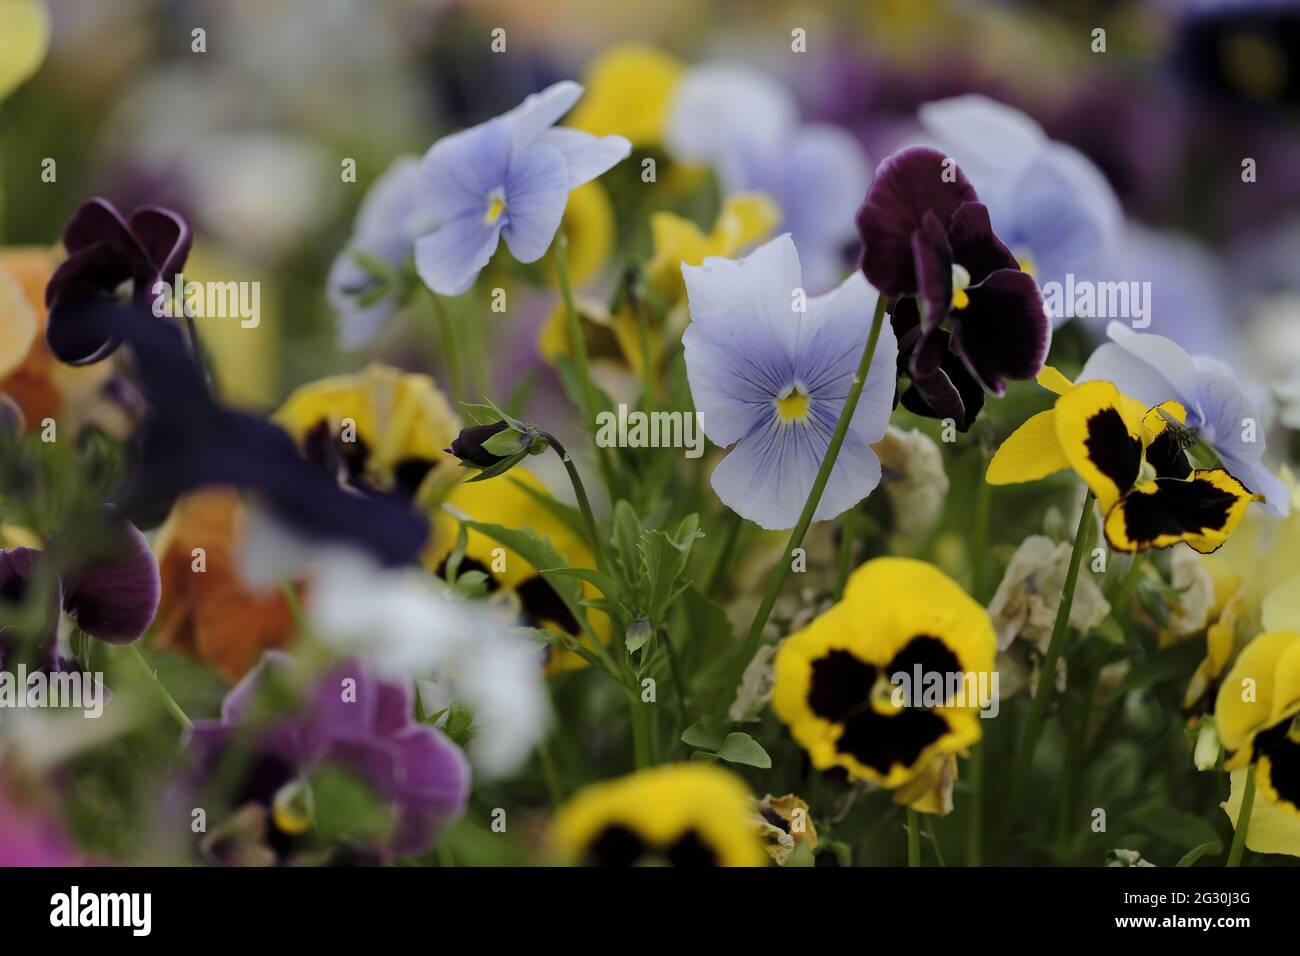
[152, 489, 299, 683]
[751, 793, 818, 865]
[681, 234, 898, 531]
[1080, 321, 1289, 516]
[0, 0, 48, 101]
[667, 63, 870, 292]
[550, 764, 767, 867]
[0, 519, 161, 672]
[917, 95, 1122, 307]
[567, 43, 685, 148]
[856, 146, 1049, 431]
[184, 652, 469, 865]
[44, 198, 192, 365]
[988, 373, 1259, 553]
[1215, 631, 1300, 824]
[414, 81, 631, 296]
[772, 558, 996, 786]
[59, 302, 430, 566]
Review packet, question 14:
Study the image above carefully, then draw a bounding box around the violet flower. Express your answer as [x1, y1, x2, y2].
[184, 652, 470, 865]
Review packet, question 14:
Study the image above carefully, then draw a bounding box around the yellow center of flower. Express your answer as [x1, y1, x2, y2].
[950, 263, 971, 310]
[271, 779, 314, 836]
[485, 189, 507, 225]
[775, 387, 810, 423]
[1016, 250, 1037, 278]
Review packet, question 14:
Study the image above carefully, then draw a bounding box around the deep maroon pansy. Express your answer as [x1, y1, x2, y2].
[0, 522, 160, 674]
[855, 147, 1050, 431]
[184, 652, 470, 865]
[44, 198, 191, 366]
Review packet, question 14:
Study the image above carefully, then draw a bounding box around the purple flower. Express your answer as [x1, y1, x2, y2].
[185, 652, 470, 865]
[856, 146, 1049, 431]
[44, 198, 191, 365]
[0, 789, 83, 866]
[0, 521, 160, 673]
[414, 81, 630, 296]
[681, 234, 898, 530]
[63, 302, 429, 566]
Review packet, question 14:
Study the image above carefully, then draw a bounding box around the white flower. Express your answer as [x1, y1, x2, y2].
[873, 426, 950, 544]
[306, 551, 551, 780]
[987, 535, 1111, 653]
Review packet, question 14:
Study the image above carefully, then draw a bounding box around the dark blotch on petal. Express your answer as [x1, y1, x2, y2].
[62, 520, 161, 645]
[808, 649, 878, 723]
[946, 202, 1018, 282]
[950, 268, 1049, 394]
[1113, 473, 1241, 549]
[1085, 407, 1143, 497]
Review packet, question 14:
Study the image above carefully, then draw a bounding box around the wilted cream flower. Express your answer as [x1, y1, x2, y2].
[873, 426, 950, 545]
[752, 793, 818, 865]
[987, 535, 1111, 653]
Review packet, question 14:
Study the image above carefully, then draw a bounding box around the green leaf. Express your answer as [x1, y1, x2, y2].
[506, 475, 588, 543]
[715, 732, 772, 769]
[458, 519, 592, 640]
[638, 521, 703, 624]
[611, 500, 642, 583]
[1125, 803, 1220, 850]
[463, 450, 529, 482]
[681, 717, 728, 751]
[1176, 841, 1222, 867]
[480, 428, 529, 457]
[310, 766, 393, 844]
[540, 565, 615, 596]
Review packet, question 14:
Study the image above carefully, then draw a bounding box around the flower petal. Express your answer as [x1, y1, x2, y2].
[500, 142, 570, 263]
[539, 127, 631, 188]
[63, 520, 161, 645]
[414, 213, 503, 296]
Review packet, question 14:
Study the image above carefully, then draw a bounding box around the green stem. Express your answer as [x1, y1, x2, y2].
[662, 628, 691, 731]
[630, 691, 652, 769]
[969, 454, 993, 602]
[538, 738, 563, 807]
[735, 295, 889, 669]
[705, 510, 743, 598]
[832, 510, 861, 602]
[127, 645, 192, 730]
[1227, 765, 1256, 867]
[1003, 490, 1095, 854]
[906, 808, 921, 866]
[1110, 552, 1146, 626]
[965, 743, 983, 866]
[923, 816, 947, 867]
[542, 432, 612, 580]
[429, 290, 465, 401]
[437, 842, 456, 867]
[554, 233, 619, 500]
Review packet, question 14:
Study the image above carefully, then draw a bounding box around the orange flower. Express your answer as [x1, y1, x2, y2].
[152, 488, 299, 683]
[0, 246, 109, 427]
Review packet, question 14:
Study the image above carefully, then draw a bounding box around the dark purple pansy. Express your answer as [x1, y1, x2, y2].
[58, 301, 429, 566]
[855, 146, 1049, 431]
[185, 652, 470, 865]
[45, 198, 191, 366]
[0, 525, 159, 673]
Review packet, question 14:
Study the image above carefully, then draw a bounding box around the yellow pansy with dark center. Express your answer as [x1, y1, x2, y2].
[1216, 630, 1300, 816]
[773, 558, 995, 787]
[550, 764, 767, 867]
[988, 376, 1260, 554]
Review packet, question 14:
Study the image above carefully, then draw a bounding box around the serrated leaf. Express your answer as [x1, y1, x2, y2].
[716, 732, 771, 768]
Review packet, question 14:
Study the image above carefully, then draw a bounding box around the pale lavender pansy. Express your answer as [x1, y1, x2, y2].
[414, 81, 631, 296]
[328, 155, 434, 350]
[666, 63, 871, 293]
[918, 95, 1122, 322]
[681, 234, 898, 531]
[1079, 321, 1289, 516]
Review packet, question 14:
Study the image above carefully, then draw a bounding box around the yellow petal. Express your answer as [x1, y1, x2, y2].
[0, 264, 37, 378]
[1223, 768, 1300, 857]
[1035, 365, 1074, 396]
[566, 43, 684, 146]
[0, 0, 49, 100]
[985, 410, 1069, 485]
[1054, 381, 1146, 513]
[1215, 630, 1300, 754]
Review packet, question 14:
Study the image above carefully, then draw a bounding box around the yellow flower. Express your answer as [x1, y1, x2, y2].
[751, 793, 818, 865]
[536, 193, 778, 382]
[772, 558, 996, 787]
[445, 468, 609, 673]
[988, 371, 1259, 554]
[1215, 631, 1300, 815]
[550, 763, 767, 866]
[273, 364, 462, 564]
[0, 260, 37, 379]
[894, 753, 958, 816]
[546, 181, 615, 288]
[0, 0, 49, 100]
[567, 43, 684, 147]
[645, 192, 780, 310]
